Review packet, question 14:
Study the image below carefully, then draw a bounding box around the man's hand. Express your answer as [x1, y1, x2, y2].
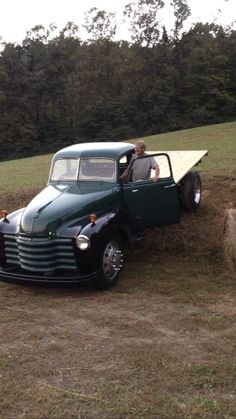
[151, 176, 159, 183]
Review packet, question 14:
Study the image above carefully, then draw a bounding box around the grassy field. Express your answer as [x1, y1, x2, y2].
[0, 121, 236, 197]
[0, 122, 236, 418]
[142, 121, 236, 175]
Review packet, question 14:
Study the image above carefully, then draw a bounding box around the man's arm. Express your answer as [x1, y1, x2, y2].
[120, 166, 129, 180]
[151, 164, 160, 182]
[150, 156, 160, 182]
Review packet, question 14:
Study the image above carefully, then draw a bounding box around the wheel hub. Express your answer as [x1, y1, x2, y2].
[194, 181, 201, 204]
[103, 241, 124, 280]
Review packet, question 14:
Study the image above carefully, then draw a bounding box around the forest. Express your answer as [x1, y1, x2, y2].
[0, 0, 236, 161]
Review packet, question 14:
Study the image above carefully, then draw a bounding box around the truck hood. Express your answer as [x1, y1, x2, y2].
[20, 183, 118, 235]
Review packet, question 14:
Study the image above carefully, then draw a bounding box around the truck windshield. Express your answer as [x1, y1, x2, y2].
[79, 158, 116, 182]
[50, 158, 79, 181]
[50, 158, 116, 183]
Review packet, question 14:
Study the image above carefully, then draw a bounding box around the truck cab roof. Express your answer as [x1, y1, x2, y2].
[53, 142, 135, 161]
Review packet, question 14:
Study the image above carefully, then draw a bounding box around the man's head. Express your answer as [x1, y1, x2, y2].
[134, 140, 146, 157]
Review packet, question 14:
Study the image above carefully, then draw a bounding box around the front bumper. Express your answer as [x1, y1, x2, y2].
[0, 267, 99, 286]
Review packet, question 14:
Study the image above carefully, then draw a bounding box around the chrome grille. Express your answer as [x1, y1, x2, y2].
[3, 234, 77, 272]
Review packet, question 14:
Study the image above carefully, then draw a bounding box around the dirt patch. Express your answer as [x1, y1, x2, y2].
[0, 278, 235, 419]
[0, 188, 40, 213]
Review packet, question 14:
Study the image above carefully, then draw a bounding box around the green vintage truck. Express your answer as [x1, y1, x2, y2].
[0, 142, 207, 289]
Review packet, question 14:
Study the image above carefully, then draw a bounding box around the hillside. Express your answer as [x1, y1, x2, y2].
[1, 120, 236, 195]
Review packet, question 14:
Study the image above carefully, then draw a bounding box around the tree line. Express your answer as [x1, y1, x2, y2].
[0, 0, 236, 161]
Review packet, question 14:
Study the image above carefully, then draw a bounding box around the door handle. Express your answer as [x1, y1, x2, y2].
[132, 189, 138, 192]
[164, 184, 176, 189]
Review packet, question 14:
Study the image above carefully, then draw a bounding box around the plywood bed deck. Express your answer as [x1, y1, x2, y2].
[148, 150, 208, 184]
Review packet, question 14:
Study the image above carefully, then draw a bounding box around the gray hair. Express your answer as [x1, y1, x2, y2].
[135, 140, 146, 150]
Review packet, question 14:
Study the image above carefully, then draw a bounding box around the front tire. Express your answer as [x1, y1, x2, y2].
[179, 172, 202, 211]
[93, 235, 124, 290]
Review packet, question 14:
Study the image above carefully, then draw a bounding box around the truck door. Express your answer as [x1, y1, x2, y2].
[123, 153, 180, 230]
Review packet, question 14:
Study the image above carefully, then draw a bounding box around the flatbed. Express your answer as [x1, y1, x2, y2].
[149, 150, 208, 183]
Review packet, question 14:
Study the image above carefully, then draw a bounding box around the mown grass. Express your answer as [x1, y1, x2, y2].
[141, 121, 236, 175]
[0, 121, 236, 197]
[0, 122, 236, 418]
[0, 154, 52, 195]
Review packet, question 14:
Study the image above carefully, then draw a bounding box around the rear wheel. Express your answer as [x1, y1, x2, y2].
[93, 235, 124, 290]
[179, 172, 202, 211]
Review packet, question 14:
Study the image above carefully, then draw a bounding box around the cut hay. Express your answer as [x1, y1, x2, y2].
[223, 209, 236, 277]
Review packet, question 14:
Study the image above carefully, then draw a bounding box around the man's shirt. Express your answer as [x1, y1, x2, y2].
[129, 153, 158, 182]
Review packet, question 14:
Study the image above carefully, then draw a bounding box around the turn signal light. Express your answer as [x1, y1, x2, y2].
[0, 210, 9, 222]
[1, 210, 8, 219]
[89, 214, 97, 224]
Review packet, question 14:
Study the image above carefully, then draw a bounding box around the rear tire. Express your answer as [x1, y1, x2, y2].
[179, 172, 202, 211]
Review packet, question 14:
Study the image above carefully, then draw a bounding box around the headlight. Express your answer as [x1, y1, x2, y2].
[76, 235, 90, 250]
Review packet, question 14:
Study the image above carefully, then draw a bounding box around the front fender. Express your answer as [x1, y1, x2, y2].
[80, 210, 118, 238]
[57, 210, 119, 239]
[73, 209, 131, 270]
[79, 209, 131, 245]
[58, 209, 131, 272]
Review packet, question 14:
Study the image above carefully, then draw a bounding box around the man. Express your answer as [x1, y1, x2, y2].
[120, 140, 160, 182]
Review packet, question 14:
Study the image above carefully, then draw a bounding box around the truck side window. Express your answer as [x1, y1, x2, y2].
[119, 152, 134, 178]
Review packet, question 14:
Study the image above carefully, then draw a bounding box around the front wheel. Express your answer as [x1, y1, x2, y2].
[179, 172, 202, 211]
[93, 235, 124, 290]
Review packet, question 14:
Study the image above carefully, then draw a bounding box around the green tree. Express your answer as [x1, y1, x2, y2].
[175, 23, 235, 126]
[0, 43, 38, 159]
[123, 0, 164, 47]
[83, 8, 117, 41]
[170, 0, 191, 40]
